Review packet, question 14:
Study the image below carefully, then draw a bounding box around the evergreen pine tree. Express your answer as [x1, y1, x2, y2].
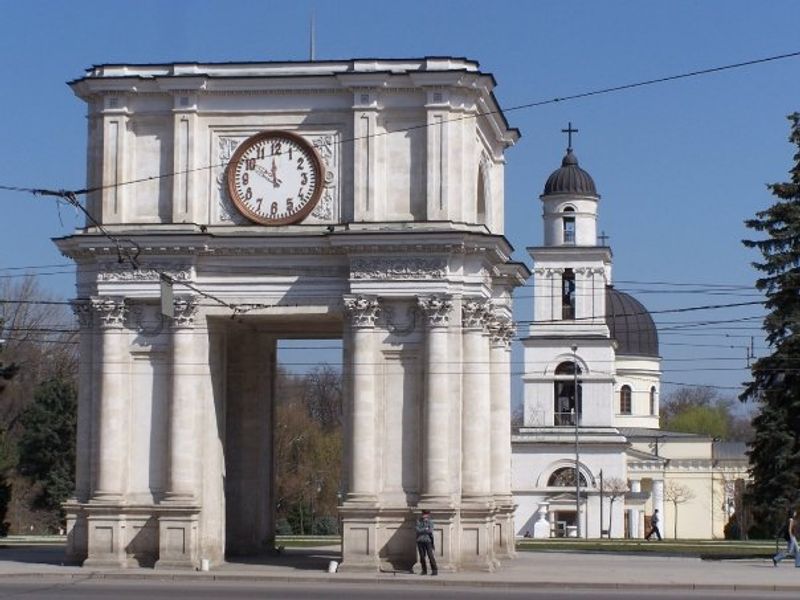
[17, 376, 77, 514]
[742, 112, 800, 536]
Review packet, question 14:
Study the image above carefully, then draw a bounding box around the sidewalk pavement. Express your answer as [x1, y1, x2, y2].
[0, 542, 798, 593]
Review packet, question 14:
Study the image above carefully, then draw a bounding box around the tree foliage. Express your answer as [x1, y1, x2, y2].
[0, 280, 76, 533]
[741, 112, 800, 535]
[661, 386, 752, 441]
[274, 366, 342, 534]
[16, 376, 77, 514]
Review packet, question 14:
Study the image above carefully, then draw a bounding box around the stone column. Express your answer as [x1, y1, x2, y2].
[91, 297, 128, 501]
[65, 300, 94, 563]
[83, 296, 129, 568]
[489, 316, 516, 558]
[343, 295, 380, 503]
[163, 297, 200, 502]
[157, 297, 202, 569]
[652, 479, 665, 538]
[339, 295, 381, 572]
[417, 295, 453, 505]
[70, 300, 94, 502]
[629, 480, 641, 538]
[461, 299, 491, 504]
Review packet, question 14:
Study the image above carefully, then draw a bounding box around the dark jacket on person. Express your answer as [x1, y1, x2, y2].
[416, 516, 435, 547]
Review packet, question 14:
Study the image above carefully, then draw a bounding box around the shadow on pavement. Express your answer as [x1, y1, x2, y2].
[0, 544, 67, 566]
[222, 546, 342, 572]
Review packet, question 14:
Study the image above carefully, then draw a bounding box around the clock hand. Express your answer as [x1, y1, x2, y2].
[252, 163, 281, 186]
[252, 164, 272, 181]
[270, 158, 282, 188]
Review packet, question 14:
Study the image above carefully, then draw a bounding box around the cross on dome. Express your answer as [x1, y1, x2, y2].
[561, 122, 579, 151]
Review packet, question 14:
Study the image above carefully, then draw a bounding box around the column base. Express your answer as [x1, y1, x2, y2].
[83, 512, 130, 568]
[458, 507, 497, 572]
[493, 501, 517, 560]
[154, 508, 200, 570]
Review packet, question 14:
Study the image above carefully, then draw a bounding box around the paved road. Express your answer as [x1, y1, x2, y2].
[0, 579, 796, 600]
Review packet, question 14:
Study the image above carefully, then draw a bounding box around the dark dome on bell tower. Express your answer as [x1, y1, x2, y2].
[543, 149, 599, 197]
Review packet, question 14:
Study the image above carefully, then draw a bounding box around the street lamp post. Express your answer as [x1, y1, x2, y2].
[572, 344, 581, 538]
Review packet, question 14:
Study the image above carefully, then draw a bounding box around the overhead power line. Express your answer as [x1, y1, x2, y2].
[0, 49, 798, 197]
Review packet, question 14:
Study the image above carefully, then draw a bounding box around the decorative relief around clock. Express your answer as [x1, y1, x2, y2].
[216, 130, 339, 225]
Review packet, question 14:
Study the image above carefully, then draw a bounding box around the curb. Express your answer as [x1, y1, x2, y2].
[0, 571, 798, 593]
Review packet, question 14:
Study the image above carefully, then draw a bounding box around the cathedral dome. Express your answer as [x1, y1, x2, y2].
[605, 287, 659, 357]
[543, 150, 598, 197]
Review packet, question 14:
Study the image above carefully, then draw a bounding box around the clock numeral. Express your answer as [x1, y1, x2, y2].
[246, 158, 256, 170]
[287, 147, 293, 160]
[242, 172, 249, 185]
[297, 157, 305, 170]
[256, 198, 263, 211]
[245, 187, 253, 200]
[271, 141, 282, 156]
[300, 172, 308, 186]
[256, 145, 266, 160]
[270, 201, 279, 216]
[286, 199, 294, 213]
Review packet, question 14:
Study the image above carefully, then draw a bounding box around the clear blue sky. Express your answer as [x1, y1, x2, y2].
[1, 0, 798, 401]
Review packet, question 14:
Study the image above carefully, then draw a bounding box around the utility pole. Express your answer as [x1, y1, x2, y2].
[599, 469, 604, 538]
[572, 344, 581, 538]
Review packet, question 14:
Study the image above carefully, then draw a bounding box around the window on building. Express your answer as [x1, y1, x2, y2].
[562, 269, 576, 320]
[476, 169, 486, 223]
[548, 466, 587, 487]
[554, 361, 582, 426]
[650, 386, 656, 415]
[563, 206, 576, 244]
[620, 385, 632, 415]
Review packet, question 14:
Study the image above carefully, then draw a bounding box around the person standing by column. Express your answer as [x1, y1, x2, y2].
[773, 508, 799, 567]
[646, 509, 662, 541]
[416, 510, 438, 576]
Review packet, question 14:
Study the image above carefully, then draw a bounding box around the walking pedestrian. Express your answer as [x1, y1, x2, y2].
[646, 509, 662, 541]
[773, 508, 799, 567]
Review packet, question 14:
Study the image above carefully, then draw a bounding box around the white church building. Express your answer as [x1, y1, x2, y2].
[511, 138, 748, 540]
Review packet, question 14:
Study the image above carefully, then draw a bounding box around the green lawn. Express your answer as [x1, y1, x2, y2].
[274, 536, 779, 559]
[516, 538, 779, 559]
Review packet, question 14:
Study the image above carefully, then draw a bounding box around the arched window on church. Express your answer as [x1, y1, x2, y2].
[562, 206, 576, 244]
[562, 269, 576, 320]
[476, 168, 486, 223]
[620, 385, 632, 415]
[548, 466, 588, 487]
[650, 386, 657, 415]
[554, 361, 582, 426]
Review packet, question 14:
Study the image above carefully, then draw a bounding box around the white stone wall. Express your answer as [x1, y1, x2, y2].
[72, 59, 516, 234]
[62, 58, 526, 571]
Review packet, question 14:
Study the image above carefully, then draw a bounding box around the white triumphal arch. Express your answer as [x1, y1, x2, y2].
[57, 58, 528, 571]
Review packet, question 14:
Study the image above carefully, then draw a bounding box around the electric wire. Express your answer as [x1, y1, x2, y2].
[0, 49, 798, 197]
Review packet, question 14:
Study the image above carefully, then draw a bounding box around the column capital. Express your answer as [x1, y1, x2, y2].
[90, 296, 128, 329]
[461, 298, 490, 331]
[343, 294, 381, 328]
[488, 316, 516, 349]
[417, 295, 452, 328]
[70, 298, 94, 329]
[170, 296, 200, 329]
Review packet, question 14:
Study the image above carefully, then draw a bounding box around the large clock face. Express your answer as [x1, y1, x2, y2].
[226, 131, 324, 225]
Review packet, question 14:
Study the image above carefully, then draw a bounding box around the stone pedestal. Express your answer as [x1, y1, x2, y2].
[154, 508, 200, 570]
[82, 508, 133, 568]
